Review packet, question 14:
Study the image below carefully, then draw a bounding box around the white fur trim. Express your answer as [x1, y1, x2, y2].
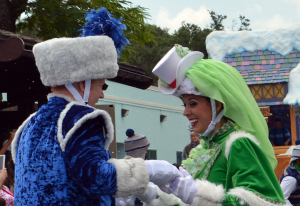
[228, 187, 289, 206]
[57, 101, 114, 151]
[190, 179, 225, 206]
[225, 131, 260, 160]
[33, 36, 118, 86]
[144, 185, 189, 206]
[11, 112, 37, 162]
[108, 158, 149, 197]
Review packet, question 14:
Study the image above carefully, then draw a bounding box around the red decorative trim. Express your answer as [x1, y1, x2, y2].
[169, 79, 177, 88]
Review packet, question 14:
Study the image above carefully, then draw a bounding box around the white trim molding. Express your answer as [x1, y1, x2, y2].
[225, 131, 260, 160]
[104, 95, 184, 112]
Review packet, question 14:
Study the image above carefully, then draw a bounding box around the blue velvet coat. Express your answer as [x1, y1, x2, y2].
[14, 96, 117, 205]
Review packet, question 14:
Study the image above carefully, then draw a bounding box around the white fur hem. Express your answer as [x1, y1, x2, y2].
[108, 158, 149, 197]
[11, 112, 37, 162]
[57, 101, 114, 151]
[145, 185, 189, 206]
[225, 130, 260, 160]
[190, 179, 225, 206]
[228, 187, 288, 206]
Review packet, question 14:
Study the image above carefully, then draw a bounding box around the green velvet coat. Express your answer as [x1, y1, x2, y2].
[183, 122, 286, 206]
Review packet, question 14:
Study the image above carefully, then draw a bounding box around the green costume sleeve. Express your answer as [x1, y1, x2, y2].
[224, 138, 286, 205]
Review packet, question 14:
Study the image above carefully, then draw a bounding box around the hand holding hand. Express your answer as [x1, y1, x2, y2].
[169, 167, 197, 204]
[115, 196, 135, 206]
[136, 182, 157, 204]
[145, 160, 183, 186]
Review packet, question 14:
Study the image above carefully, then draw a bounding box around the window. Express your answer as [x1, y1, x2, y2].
[249, 83, 286, 100]
[146, 150, 157, 160]
[176, 151, 182, 165]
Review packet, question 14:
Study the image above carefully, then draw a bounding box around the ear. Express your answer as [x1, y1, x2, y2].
[78, 81, 85, 93]
[215, 100, 223, 114]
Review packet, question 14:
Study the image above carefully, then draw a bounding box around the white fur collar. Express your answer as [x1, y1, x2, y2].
[225, 131, 260, 160]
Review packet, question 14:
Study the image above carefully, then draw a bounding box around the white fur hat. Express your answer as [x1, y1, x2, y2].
[33, 35, 118, 87]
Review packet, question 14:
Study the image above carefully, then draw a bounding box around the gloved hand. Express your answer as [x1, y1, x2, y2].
[169, 167, 198, 204]
[115, 196, 135, 206]
[145, 160, 183, 186]
[136, 182, 157, 204]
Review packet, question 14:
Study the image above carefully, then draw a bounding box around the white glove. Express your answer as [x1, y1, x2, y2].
[115, 196, 135, 206]
[169, 167, 198, 204]
[145, 160, 183, 185]
[136, 182, 157, 204]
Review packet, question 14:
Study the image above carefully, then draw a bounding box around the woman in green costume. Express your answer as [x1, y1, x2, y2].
[152, 45, 287, 206]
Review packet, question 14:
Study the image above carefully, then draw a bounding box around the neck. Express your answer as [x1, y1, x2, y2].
[207, 117, 227, 139]
[51, 85, 78, 101]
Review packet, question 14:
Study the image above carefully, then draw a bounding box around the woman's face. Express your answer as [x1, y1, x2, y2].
[182, 94, 212, 134]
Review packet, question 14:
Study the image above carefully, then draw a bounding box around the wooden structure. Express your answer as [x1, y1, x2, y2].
[273, 146, 291, 180]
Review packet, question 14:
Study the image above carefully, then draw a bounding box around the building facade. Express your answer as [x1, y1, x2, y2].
[97, 80, 191, 164]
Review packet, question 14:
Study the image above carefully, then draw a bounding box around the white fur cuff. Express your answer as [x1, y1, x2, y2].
[190, 180, 225, 206]
[108, 158, 149, 197]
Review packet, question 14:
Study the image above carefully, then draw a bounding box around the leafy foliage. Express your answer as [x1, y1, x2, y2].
[208, 10, 227, 31]
[125, 25, 174, 85]
[16, 0, 155, 60]
[238, 14, 251, 31]
[173, 22, 211, 58]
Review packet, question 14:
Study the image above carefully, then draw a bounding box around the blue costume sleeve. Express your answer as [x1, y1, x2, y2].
[64, 115, 117, 196]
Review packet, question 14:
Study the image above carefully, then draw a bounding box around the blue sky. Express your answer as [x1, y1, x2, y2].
[129, 0, 300, 33]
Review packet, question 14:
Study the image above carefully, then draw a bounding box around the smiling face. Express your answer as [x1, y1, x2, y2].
[182, 94, 212, 134]
[88, 79, 105, 107]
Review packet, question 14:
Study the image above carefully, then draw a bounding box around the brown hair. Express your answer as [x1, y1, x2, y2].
[190, 131, 199, 138]
[0, 197, 6, 206]
[5, 158, 14, 189]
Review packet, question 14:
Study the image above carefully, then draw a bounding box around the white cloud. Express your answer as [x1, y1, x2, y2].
[252, 14, 295, 31]
[254, 4, 263, 12]
[287, 0, 300, 14]
[154, 6, 211, 33]
[245, 4, 263, 13]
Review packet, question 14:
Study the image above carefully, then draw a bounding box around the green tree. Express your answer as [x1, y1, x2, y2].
[208, 10, 227, 31]
[0, 0, 155, 60]
[173, 22, 212, 58]
[238, 14, 251, 31]
[126, 24, 174, 85]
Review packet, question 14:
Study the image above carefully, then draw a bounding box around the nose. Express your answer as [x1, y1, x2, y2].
[100, 90, 104, 99]
[183, 106, 190, 117]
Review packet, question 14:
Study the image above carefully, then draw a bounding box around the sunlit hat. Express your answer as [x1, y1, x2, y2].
[152, 45, 203, 95]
